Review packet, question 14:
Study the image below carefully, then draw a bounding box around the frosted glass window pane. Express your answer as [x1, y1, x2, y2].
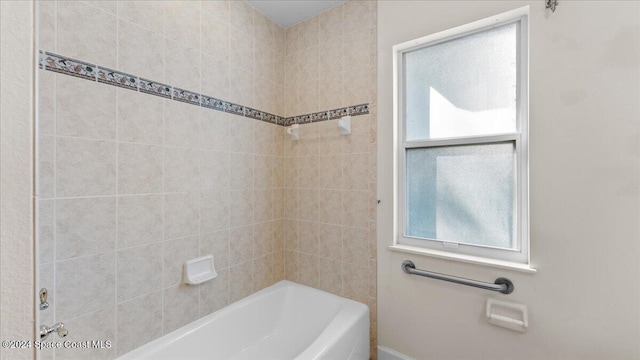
[406, 143, 516, 249]
[405, 22, 518, 140]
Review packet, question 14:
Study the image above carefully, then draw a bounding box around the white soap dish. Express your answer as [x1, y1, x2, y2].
[183, 255, 217, 285]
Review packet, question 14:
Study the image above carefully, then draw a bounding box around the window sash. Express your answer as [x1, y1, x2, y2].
[393, 7, 529, 265]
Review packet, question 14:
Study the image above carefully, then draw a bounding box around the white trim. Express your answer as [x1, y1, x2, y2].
[392, 6, 531, 266]
[378, 346, 415, 360]
[389, 244, 537, 274]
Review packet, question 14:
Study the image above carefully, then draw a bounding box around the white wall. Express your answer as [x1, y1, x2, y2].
[377, 1, 640, 359]
[0, 1, 35, 359]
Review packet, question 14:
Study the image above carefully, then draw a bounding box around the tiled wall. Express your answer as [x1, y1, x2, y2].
[281, 1, 378, 357]
[36, 1, 285, 358]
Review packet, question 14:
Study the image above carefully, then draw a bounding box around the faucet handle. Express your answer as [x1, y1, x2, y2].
[39, 288, 49, 310]
[56, 323, 68, 338]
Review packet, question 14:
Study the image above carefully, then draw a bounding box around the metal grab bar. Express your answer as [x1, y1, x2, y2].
[402, 260, 514, 295]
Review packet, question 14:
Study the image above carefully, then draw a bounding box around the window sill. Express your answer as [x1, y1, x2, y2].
[388, 244, 537, 274]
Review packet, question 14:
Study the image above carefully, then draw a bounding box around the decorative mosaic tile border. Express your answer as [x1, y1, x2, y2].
[39, 51, 368, 126]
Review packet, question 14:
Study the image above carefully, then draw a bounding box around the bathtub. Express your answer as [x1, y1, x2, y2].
[118, 280, 370, 360]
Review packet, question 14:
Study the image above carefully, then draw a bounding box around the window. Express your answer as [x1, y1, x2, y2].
[393, 7, 530, 266]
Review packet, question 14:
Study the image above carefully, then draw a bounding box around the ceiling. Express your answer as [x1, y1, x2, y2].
[245, 0, 346, 28]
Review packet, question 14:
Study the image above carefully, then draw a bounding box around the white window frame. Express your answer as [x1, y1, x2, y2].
[391, 7, 534, 271]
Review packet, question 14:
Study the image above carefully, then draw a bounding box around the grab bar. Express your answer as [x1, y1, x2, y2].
[402, 260, 514, 294]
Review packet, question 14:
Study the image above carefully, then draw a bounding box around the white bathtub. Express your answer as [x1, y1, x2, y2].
[118, 280, 370, 360]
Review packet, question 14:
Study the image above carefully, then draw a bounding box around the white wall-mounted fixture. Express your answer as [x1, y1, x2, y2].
[287, 124, 299, 141]
[338, 115, 351, 135]
[183, 255, 218, 285]
[486, 298, 528, 332]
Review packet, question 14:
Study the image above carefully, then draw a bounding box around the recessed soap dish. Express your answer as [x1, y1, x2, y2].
[183, 255, 217, 285]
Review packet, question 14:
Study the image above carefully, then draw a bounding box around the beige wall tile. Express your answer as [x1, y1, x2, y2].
[117, 0, 164, 34]
[253, 254, 274, 291]
[318, 189, 342, 225]
[342, 262, 368, 303]
[202, 18, 230, 60]
[200, 109, 229, 151]
[117, 90, 163, 145]
[57, 1, 117, 68]
[163, 284, 199, 333]
[118, 19, 164, 81]
[229, 189, 253, 228]
[230, 225, 253, 265]
[317, 257, 342, 295]
[39, 200, 55, 264]
[56, 137, 116, 197]
[342, 66, 371, 105]
[317, 154, 342, 190]
[164, 193, 200, 240]
[254, 155, 273, 189]
[117, 243, 163, 302]
[200, 230, 229, 269]
[297, 156, 319, 189]
[298, 220, 318, 255]
[200, 150, 230, 191]
[285, 24, 299, 55]
[56, 252, 115, 320]
[38, 70, 55, 136]
[319, 37, 342, 75]
[118, 143, 163, 194]
[283, 188, 298, 219]
[38, 0, 56, 51]
[164, 99, 201, 148]
[319, 4, 343, 43]
[342, 0, 372, 34]
[298, 17, 319, 50]
[230, 29, 254, 74]
[116, 291, 163, 356]
[273, 187, 285, 219]
[228, 114, 254, 154]
[229, 66, 254, 109]
[341, 115, 371, 154]
[253, 221, 274, 256]
[342, 152, 369, 191]
[254, 189, 274, 223]
[55, 307, 115, 360]
[117, 194, 163, 249]
[343, 27, 371, 71]
[165, 39, 201, 91]
[163, 1, 200, 51]
[284, 249, 298, 281]
[201, 0, 229, 23]
[229, 0, 253, 36]
[38, 135, 55, 198]
[318, 72, 343, 111]
[199, 268, 229, 315]
[81, 0, 117, 14]
[200, 191, 229, 233]
[318, 223, 342, 261]
[298, 188, 318, 221]
[201, 54, 230, 100]
[56, 75, 116, 140]
[254, 10, 274, 48]
[298, 253, 319, 287]
[229, 262, 253, 302]
[342, 190, 368, 229]
[273, 249, 285, 281]
[56, 197, 116, 260]
[230, 153, 254, 190]
[164, 147, 199, 192]
[342, 226, 368, 268]
[162, 236, 199, 287]
[298, 45, 319, 83]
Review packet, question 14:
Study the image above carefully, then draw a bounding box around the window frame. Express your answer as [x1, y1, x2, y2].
[392, 7, 531, 267]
